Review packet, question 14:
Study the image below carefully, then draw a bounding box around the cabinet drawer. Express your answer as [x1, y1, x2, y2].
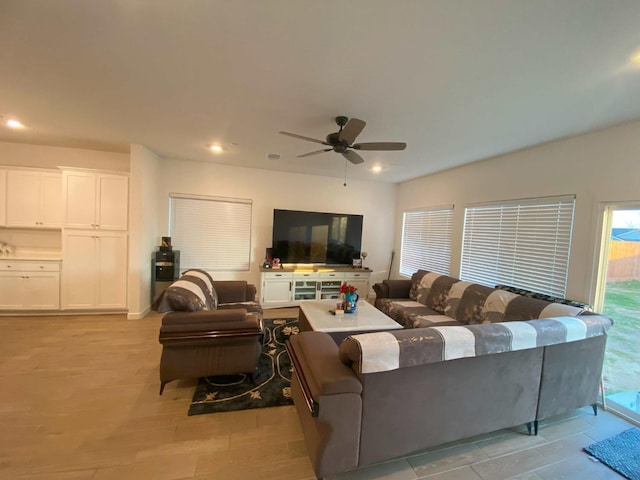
[293, 273, 319, 280]
[0, 261, 61, 272]
[263, 271, 293, 280]
[345, 272, 367, 279]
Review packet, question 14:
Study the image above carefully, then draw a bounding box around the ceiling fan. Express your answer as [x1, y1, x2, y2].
[279, 116, 406, 165]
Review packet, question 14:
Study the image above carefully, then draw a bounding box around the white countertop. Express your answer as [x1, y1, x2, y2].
[0, 250, 62, 261]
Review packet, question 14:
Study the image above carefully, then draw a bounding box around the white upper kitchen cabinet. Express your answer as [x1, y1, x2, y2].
[62, 170, 128, 230]
[6, 170, 62, 228]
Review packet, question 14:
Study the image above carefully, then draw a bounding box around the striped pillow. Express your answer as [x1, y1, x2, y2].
[155, 270, 216, 312]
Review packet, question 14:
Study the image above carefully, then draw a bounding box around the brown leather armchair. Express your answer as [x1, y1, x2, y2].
[157, 279, 264, 394]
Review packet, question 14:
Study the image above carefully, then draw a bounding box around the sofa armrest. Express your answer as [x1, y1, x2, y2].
[287, 332, 362, 415]
[212, 281, 257, 303]
[159, 309, 263, 344]
[373, 279, 412, 299]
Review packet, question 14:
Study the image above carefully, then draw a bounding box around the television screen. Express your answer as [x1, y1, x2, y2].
[272, 209, 363, 265]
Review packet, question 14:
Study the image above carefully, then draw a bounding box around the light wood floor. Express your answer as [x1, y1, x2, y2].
[0, 309, 634, 480]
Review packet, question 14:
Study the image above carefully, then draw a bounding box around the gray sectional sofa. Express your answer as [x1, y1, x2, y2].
[287, 270, 612, 479]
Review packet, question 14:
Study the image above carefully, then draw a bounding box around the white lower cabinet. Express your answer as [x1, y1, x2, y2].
[62, 231, 128, 309]
[0, 261, 60, 310]
[345, 271, 370, 297]
[261, 271, 293, 306]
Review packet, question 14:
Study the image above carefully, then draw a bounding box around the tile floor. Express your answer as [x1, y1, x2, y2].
[0, 309, 635, 479]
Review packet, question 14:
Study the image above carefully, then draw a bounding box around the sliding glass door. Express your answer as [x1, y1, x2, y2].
[595, 205, 640, 424]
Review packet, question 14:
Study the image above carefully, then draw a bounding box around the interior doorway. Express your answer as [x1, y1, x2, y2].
[595, 205, 640, 424]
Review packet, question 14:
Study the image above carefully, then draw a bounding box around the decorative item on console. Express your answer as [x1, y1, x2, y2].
[160, 236, 172, 252]
[340, 282, 359, 313]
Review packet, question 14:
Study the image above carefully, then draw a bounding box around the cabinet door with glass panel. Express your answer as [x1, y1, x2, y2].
[293, 272, 320, 301]
[319, 272, 346, 300]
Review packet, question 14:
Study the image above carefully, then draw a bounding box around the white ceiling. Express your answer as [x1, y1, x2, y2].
[1, 0, 640, 183]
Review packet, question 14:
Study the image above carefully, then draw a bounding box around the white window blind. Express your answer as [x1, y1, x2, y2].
[169, 194, 252, 271]
[400, 206, 454, 277]
[460, 196, 575, 297]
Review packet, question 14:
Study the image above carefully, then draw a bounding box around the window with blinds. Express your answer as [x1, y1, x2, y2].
[400, 206, 454, 277]
[169, 194, 252, 271]
[460, 196, 575, 297]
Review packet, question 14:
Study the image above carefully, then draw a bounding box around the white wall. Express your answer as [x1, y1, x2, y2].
[395, 120, 640, 303]
[128, 145, 160, 319]
[155, 158, 397, 295]
[0, 141, 129, 171]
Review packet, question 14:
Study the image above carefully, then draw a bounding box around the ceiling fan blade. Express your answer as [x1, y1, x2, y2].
[338, 118, 366, 145]
[279, 131, 329, 145]
[297, 149, 333, 158]
[352, 142, 407, 151]
[342, 150, 365, 165]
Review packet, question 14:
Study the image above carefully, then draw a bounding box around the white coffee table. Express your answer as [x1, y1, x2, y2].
[298, 299, 402, 344]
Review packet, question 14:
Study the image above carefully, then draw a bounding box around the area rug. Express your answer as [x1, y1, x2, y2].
[188, 317, 299, 416]
[583, 427, 640, 480]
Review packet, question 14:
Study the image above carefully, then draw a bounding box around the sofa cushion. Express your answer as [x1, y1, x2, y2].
[212, 280, 251, 304]
[443, 281, 473, 319]
[376, 299, 437, 327]
[410, 271, 459, 313]
[480, 289, 521, 323]
[452, 283, 495, 324]
[408, 270, 428, 301]
[410, 315, 465, 328]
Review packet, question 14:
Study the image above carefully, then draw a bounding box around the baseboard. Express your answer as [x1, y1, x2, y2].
[127, 305, 151, 320]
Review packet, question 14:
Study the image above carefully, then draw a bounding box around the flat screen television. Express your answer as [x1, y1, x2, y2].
[272, 209, 363, 265]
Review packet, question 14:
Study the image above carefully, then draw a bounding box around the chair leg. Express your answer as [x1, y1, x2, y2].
[159, 381, 168, 395]
[526, 422, 532, 435]
[592, 403, 598, 416]
[534, 420, 539, 435]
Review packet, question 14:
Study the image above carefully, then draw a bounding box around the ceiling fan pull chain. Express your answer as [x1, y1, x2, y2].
[344, 159, 348, 187]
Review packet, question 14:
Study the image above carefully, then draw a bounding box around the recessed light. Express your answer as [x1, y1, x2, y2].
[371, 165, 383, 173]
[631, 49, 640, 66]
[209, 144, 223, 153]
[5, 118, 24, 129]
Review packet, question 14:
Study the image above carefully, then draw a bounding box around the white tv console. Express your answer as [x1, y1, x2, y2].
[260, 266, 371, 308]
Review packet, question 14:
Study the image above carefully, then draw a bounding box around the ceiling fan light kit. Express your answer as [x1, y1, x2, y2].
[279, 115, 406, 166]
